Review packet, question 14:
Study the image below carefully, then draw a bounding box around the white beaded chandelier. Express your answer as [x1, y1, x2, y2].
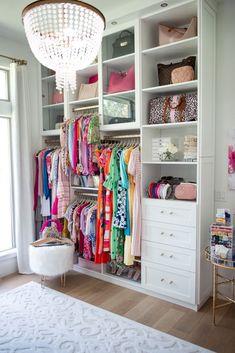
[22, 0, 105, 92]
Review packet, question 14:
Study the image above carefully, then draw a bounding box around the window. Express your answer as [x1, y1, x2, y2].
[0, 68, 14, 252]
[0, 69, 9, 100]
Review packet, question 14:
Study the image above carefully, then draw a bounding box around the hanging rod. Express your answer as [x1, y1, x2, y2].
[72, 104, 99, 112]
[74, 191, 98, 198]
[0, 54, 27, 65]
[102, 134, 140, 139]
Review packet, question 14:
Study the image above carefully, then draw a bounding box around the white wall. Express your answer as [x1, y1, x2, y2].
[215, 0, 235, 215]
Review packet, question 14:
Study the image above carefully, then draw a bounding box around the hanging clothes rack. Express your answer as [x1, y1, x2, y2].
[102, 134, 140, 140]
[0, 53, 27, 65]
[74, 191, 98, 198]
[72, 104, 99, 113]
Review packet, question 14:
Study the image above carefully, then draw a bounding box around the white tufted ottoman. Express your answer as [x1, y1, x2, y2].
[29, 244, 74, 287]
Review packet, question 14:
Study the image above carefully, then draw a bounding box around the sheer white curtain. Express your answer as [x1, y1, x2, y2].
[10, 63, 34, 274]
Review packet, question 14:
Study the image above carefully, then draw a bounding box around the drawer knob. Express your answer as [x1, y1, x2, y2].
[169, 233, 174, 237]
[169, 281, 174, 285]
[169, 211, 174, 215]
[161, 232, 165, 235]
[160, 210, 164, 214]
[160, 253, 164, 256]
[169, 255, 173, 259]
[161, 278, 165, 282]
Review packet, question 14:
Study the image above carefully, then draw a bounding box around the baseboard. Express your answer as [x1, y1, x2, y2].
[0, 252, 18, 277]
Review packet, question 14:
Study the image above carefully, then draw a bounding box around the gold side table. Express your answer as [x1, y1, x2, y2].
[205, 246, 235, 325]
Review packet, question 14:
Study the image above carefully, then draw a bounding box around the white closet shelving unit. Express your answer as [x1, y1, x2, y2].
[38, 0, 216, 310]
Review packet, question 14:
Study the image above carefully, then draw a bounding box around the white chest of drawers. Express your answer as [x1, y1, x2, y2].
[141, 198, 197, 305]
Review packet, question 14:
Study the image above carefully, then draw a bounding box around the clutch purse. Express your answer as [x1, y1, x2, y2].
[158, 56, 196, 86]
[158, 17, 197, 46]
[78, 82, 98, 100]
[171, 66, 194, 84]
[174, 183, 197, 200]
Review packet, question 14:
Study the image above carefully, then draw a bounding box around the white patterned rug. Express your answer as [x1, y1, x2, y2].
[0, 282, 213, 353]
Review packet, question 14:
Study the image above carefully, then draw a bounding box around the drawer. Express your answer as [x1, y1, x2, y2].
[142, 262, 196, 304]
[142, 220, 196, 249]
[142, 198, 196, 227]
[142, 241, 196, 272]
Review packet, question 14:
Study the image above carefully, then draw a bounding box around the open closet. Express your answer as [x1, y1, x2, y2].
[35, 0, 216, 311]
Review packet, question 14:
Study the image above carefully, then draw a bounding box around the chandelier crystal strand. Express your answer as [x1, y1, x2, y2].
[22, 1, 105, 92]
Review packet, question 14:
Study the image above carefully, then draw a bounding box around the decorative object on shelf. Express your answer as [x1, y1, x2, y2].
[152, 137, 177, 161]
[174, 182, 197, 201]
[159, 142, 178, 161]
[112, 30, 134, 58]
[77, 81, 98, 100]
[184, 135, 197, 162]
[107, 64, 135, 94]
[158, 16, 197, 46]
[215, 208, 231, 226]
[148, 92, 197, 124]
[158, 56, 196, 85]
[22, 0, 105, 92]
[171, 66, 194, 84]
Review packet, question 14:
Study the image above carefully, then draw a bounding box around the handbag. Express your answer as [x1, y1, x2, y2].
[158, 56, 196, 86]
[52, 90, 64, 104]
[88, 74, 98, 84]
[174, 183, 197, 200]
[77, 82, 98, 100]
[107, 65, 135, 94]
[158, 17, 197, 46]
[112, 30, 134, 58]
[148, 92, 197, 124]
[40, 219, 63, 239]
[171, 66, 194, 84]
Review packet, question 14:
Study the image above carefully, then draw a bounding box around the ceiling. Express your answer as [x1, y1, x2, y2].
[0, 0, 148, 42]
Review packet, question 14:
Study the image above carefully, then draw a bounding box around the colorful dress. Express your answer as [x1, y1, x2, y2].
[128, 147, 141, 256]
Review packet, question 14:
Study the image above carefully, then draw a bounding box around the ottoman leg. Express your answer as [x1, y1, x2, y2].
[41, 276, 46, 289]
[61, 273, 66, 287]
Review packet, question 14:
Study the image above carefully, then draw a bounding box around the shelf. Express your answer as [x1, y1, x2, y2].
[77, 63, 98, 76]
[103, 53, 135, 70]
[143, 197, 197, 204]
[142, 80, 197, 95]
[142, 37, 198, 62]
[41, 74, 56, 82]
[69, 97, 99, 106]
[142, 161, 197, 165]
[142, 121, 197, 129]
[103, 89, 135, 99]
[41, 129, 60, 137]
[42, 103, 64, 109]
[71, 186, 99, 192]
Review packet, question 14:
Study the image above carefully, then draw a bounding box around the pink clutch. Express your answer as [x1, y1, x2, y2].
[174, 183, 197, 200]
[107, 65, 135, 94]
[52, 91, 64, 104]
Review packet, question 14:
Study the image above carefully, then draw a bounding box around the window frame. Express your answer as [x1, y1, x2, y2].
[0, 67, 10, 102]
[0, 64, 15, 253]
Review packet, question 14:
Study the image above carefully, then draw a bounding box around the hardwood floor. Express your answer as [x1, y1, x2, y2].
[0, 271, 234, 353]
